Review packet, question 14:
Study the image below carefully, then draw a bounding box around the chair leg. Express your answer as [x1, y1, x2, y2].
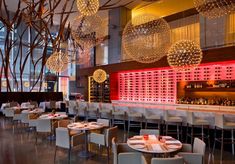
[35, 132, 38, 145]
[145, 120, 147, 129]
[212, 127, 216, 155]
[68, 148, 71, 162]
[54, 146, 57, 163]
[191, 125, 194, 146]
[220, 129, 224, 161]
[107, 147, 110, 161]
[127, 119, 130, 137]
[232, 129, 234, 155]
[166, 123, 168, 136]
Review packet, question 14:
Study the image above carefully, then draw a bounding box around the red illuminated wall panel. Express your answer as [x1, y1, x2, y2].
[117, 61, 235, 104]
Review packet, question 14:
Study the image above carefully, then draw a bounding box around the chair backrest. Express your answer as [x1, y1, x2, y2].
[88, 102, 100, 110]
[187, 111, 195, 124]
[139, 129, 159, 136]
[215, 113, 224, 128]
[97, 118, 110, 127]
[10, 102, 18, 107]
[30, 101, 38, 108]
[101, 103, 113, 110]
[4, 108, 14, 117]
[21, 113, 29, 123]
[112, 138, 118, 164]
[118, 152, 147, 164]
[193, 138, 206, 157]
[106, 126, 118, 147]
[151, 157, 184, 164]
[163, 110, 170, 121]
[55, 127, 70, 149]
[50, 101, 56, 109]
[36, 119, 52, 133]
[58, 119, 71, 128]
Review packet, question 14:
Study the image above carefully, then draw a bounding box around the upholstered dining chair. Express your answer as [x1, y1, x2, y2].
[35, 119, 52, 144]
[178, 137, 206, 164]
[139, 129, 160, 136]
[112, 137, 137, 164]
[89, 126, 118, 160]
[118, 152, 147, 164]
[151, 157, 184, 164]
[54, 127, 85, 162]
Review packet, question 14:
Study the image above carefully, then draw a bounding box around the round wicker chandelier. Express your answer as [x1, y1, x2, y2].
[194, 0, 235, 19]
[46, 51, 69, 73]
[93, 69, 107, 83]
[71, 14, 106, 49]
[122, 14, 171, 63]
[76, 0, 99, 16]
[167, 40, 203, 72]
[24, 82, 30, 88]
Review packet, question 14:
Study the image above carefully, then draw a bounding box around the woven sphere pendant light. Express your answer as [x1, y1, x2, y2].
[122, 14, 171, 63]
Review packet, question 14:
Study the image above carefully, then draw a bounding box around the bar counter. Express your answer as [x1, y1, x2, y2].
[111, 100, 235, 127]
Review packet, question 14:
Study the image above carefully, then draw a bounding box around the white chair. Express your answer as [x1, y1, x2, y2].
[99, 103, 113, 125]
[163, 110, 183, 140]
[89, 126, 118, 160]
[112, 138, 136, 164]
[54, 127, 85, 162]
[87, 102, 100, 120]
[112, 106, 127, 132]
[186, 111, 210, 146]
[35, 119, 52, 144]
[4, 108, 14, 120]
[12, 109, 22, 130]
[139, 129, 159, 136]
[213, 114, 235, 161]
[127, 107, 144, 136]
[144, 108, 162, 130]
[118, 152, 147, 164]
[151, 157, 184, 164]
[178, 137, 206, 164]
[68, 101, 77, 115]
[77, 101, 88, 118]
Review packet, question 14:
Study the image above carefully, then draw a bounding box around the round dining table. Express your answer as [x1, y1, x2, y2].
[127, 135, 182, 155]
[38, 113, 68, 120]
[67, 122, 104, 158]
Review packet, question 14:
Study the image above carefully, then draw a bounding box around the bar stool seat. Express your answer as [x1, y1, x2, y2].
[112, 106, 127, 133]
[163, 110, 183, 141]
[213, 113, 235, 161]
[186, 111, 210, 149]
[127, 107, 144, 137]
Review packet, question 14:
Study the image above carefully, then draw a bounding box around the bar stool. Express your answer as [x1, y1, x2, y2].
[86, 102, 100, 120]
[99, 103, 113, 126]
[144, 108, 162, 132]
[186, 111, 210, 148]
[127, 107, 143, 137]
[213, 113, 235, 161]
[163, 110, 183, 140]
[112, 106, 127, 132]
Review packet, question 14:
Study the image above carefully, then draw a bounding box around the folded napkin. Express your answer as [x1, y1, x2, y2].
[148, 135, 157, 140]
[165, 140, 181, 145]
[129, 140, 145, 145]
[151, 144, 162, 151]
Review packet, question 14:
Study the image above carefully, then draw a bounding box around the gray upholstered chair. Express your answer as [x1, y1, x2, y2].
[118, 152, 147, 164]
[127, 106, 144, 136]
[112, 137, 137, 164]
[35, 119, 52, 144]
[139, 129, 159, 136]
[178, 137, 206, 164]
[89, 126, 118, 160]
[151, 157, 184, 164]
[213, 113, 235, 160]
[186, 111, 210, 146]
[54, 127, 85, 162]
[163, 110, 183, 140]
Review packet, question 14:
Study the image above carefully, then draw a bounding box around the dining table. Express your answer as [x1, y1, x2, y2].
[67, 121, 104, 158]
[127, 135, 182, 156]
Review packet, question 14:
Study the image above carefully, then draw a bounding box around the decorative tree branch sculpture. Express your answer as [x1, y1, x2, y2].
[0, 0, 133, 92]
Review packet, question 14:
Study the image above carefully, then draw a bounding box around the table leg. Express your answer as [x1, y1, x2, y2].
[79, 130, 94, 158]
